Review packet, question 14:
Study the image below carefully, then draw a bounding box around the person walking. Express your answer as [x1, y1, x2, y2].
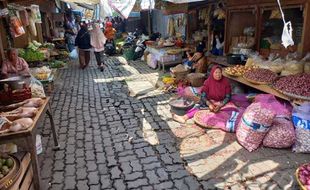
[75, 22, 91, 69]
[91, 23, 107, 72]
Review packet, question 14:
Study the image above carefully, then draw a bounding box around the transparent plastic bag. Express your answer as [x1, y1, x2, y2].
[29, 76, 46, 98]
[69, 48, 78, 60]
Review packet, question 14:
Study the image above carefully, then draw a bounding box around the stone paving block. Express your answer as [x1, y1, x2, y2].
[76, 180, 89, 190]
[113, 179, 127, 190]
[52, 171, 64, 184]
[65, 164, 76, 176]
[154, 181, 174, 190]
[111, 166, 122, 179]
[86, 160, 98, 172]
[127, 178, 149, 189]
[76, 168, 87, 180]
[125, 171, 144, 181]
[88, 171, 100, 185]
[64, 176, 76, 190]
[146, 170, 160, 184]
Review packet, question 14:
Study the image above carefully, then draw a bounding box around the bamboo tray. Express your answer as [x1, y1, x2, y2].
[193, 110, 216, 129]
[243, 76, 272, 85]
[272, 85, 310, 101]
[0, 155, 22, 190]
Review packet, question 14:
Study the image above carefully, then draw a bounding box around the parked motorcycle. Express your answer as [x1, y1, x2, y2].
[105, 39, 116, 56]
[133, 35, 148, 61]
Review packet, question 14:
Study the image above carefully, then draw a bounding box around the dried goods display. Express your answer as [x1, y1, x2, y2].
[273, 73, 310, 99]
[224, 65, 256, 77]
[243, 68, 278, 85]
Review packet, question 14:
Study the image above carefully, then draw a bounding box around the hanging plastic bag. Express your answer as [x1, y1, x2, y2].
[277, 0, 294, 48]
[69, 48, 78, 60]
[31, 5, 41, 23]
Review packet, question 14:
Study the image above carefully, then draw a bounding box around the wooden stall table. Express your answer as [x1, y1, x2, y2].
[0, 97, 59, 190]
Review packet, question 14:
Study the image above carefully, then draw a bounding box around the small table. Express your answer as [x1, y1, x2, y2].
[0, 97, 59, 190]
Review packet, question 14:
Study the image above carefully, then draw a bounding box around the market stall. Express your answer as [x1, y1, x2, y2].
[0, 97, 59, 190]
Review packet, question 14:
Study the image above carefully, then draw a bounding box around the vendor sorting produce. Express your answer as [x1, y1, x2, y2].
[1, 48, 30, 79]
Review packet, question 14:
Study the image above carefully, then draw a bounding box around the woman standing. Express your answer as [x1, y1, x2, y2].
[75, 22, 91, 69]
[173, 65, 232, 123]
[91, 23, 107, 72]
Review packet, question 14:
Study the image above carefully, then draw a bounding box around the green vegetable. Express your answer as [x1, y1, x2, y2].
[19, 49, 45, 62]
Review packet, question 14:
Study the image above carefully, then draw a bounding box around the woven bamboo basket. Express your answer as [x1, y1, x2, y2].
[187, 73, 206, 87]
[295, 165, 307, 190]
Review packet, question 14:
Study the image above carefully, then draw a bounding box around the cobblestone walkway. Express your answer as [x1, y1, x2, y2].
[38, 57, 309, 190]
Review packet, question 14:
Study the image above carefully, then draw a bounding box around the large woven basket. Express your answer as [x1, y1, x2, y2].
[295, 164, 307, 190]
[187, 73, 206, 87]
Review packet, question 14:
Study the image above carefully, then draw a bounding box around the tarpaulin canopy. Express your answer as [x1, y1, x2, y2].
[108, 0, 136, 19]
[163, 0, 206, 3]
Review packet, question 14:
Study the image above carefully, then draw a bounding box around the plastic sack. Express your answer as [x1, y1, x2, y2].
[281, 60, 304, 76]
[263, 118, 295, 148]
[254, 94, 292, 118]
[302, 53, 310, 73]
[69, 48, 78, 60]
[177, 86, 202, 103]
[236, 102, 276, 152]
[147, 54, 157, 69]
[292, 103, 310, 153]
[29, 76, 45, 98]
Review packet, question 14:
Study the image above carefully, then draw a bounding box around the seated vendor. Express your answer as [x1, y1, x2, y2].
[184, 42, 208, 73]
[173, 65, 232, 123]
[1, 48, 30, 79]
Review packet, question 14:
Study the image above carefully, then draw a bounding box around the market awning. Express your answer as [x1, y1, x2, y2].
[163, 0, 207, 3]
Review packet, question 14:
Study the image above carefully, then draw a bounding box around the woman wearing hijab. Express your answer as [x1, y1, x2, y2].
[173, 65, 232, 123]
[91, 23, 107, 72]
[75, 22, 91, 69]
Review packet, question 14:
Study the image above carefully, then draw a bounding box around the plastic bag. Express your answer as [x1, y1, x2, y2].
[292, 103, 310, 153]
[29, 76, 46, 98]
[302, 53, 310, 73]
[281, 60, 304, 76]
[10, 16, 25, 38]
[69, 48, 78, 60]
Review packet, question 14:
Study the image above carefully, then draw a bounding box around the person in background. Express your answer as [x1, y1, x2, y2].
[104, 21, 116, 40]
[211, 31, 224, 56]
[184, 42, 208, 73]
[64, 10, 77, 52]
[75, 22, 91, 69]
[1, 48, 30, 79]
[91, 23, 107, 72]
[173, 65, 232, 123]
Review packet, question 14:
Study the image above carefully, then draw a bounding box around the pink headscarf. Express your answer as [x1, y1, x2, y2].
[90, 23, 106, 52]
[202, 65, 231, 101]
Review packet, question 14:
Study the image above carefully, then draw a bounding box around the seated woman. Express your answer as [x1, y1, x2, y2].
[173, 65, 232, 123]
[184, 42, 208, 73]
[1, 48, 30, 79]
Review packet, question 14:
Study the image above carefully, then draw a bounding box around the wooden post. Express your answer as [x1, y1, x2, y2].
[0, 0, 7, 63]
[148, 9, 152, 35]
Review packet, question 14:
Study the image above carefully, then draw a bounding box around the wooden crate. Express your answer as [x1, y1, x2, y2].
[9, 152, 34, 190]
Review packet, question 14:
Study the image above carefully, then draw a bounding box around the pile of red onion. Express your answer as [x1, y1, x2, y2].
[297, 163, 310, 189]
[244, 68, 278, 83]
[273, 73, 310, 97]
